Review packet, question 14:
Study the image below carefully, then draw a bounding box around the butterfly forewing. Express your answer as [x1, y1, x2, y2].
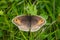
[12, 16, 30, 31]
[31, 16, 46, 32]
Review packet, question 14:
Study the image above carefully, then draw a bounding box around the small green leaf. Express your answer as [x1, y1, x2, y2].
[0, 10, 4, 15]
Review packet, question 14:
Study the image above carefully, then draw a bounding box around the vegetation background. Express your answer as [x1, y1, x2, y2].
[0, 0, 60, 40]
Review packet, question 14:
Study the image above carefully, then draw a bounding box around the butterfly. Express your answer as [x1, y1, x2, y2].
[12, 15, 46, 32]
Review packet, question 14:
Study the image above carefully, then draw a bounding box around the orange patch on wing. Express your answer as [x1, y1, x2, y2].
[37, 19, 44, 25]
[14, 18, 21, 25]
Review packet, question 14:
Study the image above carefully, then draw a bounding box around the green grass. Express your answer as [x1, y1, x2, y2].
[0, 0, 60, 40]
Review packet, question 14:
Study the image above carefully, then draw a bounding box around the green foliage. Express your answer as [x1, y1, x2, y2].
[24, 3, 37, 15]
[0, 10, 4, 15]
[0, 30, 3, 37]
[0, 0, 60, 40]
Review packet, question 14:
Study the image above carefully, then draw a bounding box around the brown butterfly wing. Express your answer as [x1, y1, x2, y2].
[31, 16, 46, 32]
[12, 16, 30, 31]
